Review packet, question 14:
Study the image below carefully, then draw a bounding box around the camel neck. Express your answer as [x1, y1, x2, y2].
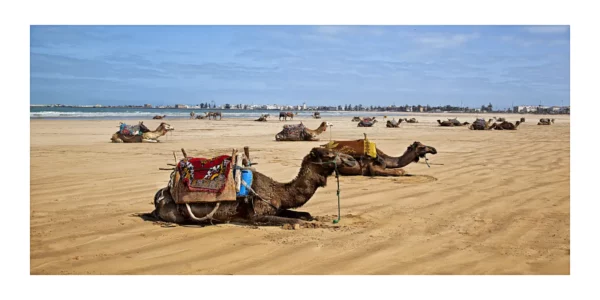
[278, 162, 328, 210]
[377, 149, 418, 168]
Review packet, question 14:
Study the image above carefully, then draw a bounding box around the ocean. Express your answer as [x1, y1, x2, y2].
[30, 107, 407, 120]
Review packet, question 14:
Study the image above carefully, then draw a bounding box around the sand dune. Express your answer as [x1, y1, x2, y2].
[30, 113, 569, 274]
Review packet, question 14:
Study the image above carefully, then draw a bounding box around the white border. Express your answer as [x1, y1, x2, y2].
[4, 0, 599, 299]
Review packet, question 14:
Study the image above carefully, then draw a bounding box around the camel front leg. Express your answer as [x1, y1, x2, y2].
[250, 215, 309, 226]
[276, 210, 314, 221]
[142, 139, 159, 143]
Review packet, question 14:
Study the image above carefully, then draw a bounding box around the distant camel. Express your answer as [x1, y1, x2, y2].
[358, 117, 377, 127]
[279, 112, 294, 121]
[351, 116, 361, 122]
[490, 120, 521, 130]
[255, 114, 270, 122]
[386, 118, 402, 128]
[403, 118, 418, 123]
[469, 118, 494, 130]
[153, 115, 166, 119]
[206, 111, 222, 120]
[437, 119, 469, 127]
[538, 118, 555, 125]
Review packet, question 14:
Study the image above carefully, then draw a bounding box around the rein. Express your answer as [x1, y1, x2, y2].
[311, 155, 342, 224]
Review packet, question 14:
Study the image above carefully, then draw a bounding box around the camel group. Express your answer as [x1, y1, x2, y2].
[468, 118, 521, 130]
[150, 134, 438, 226]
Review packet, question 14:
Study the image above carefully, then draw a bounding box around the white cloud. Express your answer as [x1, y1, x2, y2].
[415, 33, 480, 48]
[524, 26, 569, 34]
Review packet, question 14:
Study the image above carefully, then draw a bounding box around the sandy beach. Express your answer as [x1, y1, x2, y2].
[30, 113, 570, 275]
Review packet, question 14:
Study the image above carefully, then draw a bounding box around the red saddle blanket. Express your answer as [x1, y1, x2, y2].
[176, 155, 233, 193]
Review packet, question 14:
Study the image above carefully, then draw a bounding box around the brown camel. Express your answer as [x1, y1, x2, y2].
[255, 114, 270, 122]
[279, 111, 294, 121]
[351, 116, 361, 122]
[153, 115, 166, 120]
[313, 112, 321, 119]
[275, 121, 331, 141]
[322, 139, 437, 176]
[386, 118, 402, 128]
[489, 120, 521, 130]
[206, 111, 222, 120]
[357, 117, 377, 127]
[111, 122, 174, 143]
[538, 118, 555, 125]
[468, 118, 494, 130]
[150, 147, 357, 226]
[520, 117, 526, 123]
[403, 118, 418, 123]
[437, 119, 469, 127]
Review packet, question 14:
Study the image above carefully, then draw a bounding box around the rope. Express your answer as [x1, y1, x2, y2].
[311, 155, 342, 224]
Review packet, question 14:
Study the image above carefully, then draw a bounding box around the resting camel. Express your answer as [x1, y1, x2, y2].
[358, 117, 377, 127]
[111, 122, 174, 143]
[490, 120, 521, 130]
[206, 111, 222, 120]
[275, 121, 331, 141]
[437, 119, 469, 127]
[403, 118, 418, 123]
[351, 116, 361, 122]
[386, 118, 402, 128]
[313, 112, 321, 119]
[150, 147, 357, 226]
[153, 115, 166, 120]
[538, 118, 555, 125]
[279, 112, 294, 121]
[469, 118, 494, 130]
[189, 111, 196, 119]
[255, 114, 270, 122]
[321, 138, 437, 177]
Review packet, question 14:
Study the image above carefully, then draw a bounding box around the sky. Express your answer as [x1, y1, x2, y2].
[30, 25, 570, 108]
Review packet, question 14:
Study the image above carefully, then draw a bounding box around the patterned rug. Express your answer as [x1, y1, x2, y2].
[176, 155, 233, 193]
[276, 123, 310, 140]
[118, 122, 149, 136]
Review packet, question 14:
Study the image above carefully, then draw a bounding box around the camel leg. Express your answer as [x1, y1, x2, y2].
[366, 164, 405, 177]
[142, 139, 158, 143]
[250, 215, 308, 226]
[276, 210, 314, 221]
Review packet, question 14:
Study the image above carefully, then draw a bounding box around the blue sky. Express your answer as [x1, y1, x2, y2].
[30, 25, 570, 108]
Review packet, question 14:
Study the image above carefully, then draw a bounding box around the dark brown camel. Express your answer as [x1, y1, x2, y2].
[153, 115, 166, 119]
[520, 117, 526, 123]
[489, 120, 521, 130]
[437, 119, 469, 127]
[207, 111, 222, 120]
[321, 138, 437, 176]
[279, 112, 294, 121]
[403, 118, 418, 123]
[357, 117, 377, 127]
[351, 116, 361, 122]
[150, 147, 357, 226]
[468, 118, 494, 130]
[313, 112, 321, 119]
[255, 114, 270, 122]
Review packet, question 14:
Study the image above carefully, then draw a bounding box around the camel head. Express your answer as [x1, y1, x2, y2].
[406, 141, 437, 162]
[158, 122, 175, 132]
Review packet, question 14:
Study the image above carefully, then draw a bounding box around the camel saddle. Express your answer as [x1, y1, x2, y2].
[322, 134, 378, 159]
[118, 122, 149, 136]
[169, 155, 239, 204]
[276, 123, 312, 141]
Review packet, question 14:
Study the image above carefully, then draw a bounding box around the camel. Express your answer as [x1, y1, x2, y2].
[469, 118, 494, 130]
[189, 111, 196, 119]
[153, 115, 166, 120]
[538, 118, 555, 125]
[489, 120, 521, 130]
[351, 116, 361, 122]
[321, 137, 437, 177]
[206, 111, 222, 120]
[437, 119, 469, 127]
[275, 121, 331, 141]
[255, 114, 270, 122]
[150, 147, 357, 226]
[111, 122, 174, 143]
[279, 112, 294, 121]
[403, 118, 418, 123]
[357, 117, 377, 127]
[313, 112, 321, 119]
[386, 118, 402, 128]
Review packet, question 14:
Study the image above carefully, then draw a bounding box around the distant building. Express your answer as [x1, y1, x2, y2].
[175, 104, 188, 109]
[144, 104, 153, 108]
[303, 102, 307, 110]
